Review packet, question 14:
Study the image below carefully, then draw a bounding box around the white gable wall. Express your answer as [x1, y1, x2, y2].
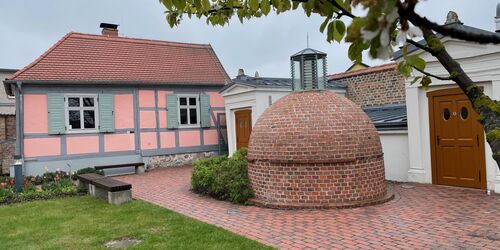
[401, 38, 500, 193]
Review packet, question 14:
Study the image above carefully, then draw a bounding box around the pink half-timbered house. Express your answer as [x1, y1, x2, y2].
[3, 24, 229, 176]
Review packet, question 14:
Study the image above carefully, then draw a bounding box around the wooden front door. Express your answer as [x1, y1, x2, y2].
[428, 88, 486, 189]
[235, 110, 252, 149]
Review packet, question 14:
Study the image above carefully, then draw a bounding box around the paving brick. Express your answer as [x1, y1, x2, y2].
[115, 166, 500, 249]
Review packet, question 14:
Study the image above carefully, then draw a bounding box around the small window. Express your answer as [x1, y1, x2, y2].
[65, 95, 99, 132]
[443, 108, 451, 121]
[178, 95, 199, 127]
[460, 107, 468, 120]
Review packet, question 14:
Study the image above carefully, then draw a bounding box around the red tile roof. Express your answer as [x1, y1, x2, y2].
[9, 32, 230, 85]
[328, 63, 397, 80]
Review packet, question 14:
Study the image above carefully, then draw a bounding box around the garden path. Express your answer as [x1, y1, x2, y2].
[115, 166, 500, 249]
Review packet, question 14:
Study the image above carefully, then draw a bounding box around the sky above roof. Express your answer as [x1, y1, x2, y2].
[0, 0, 498, 78]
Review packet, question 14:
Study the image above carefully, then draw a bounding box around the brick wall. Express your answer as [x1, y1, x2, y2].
[330, 63, 405, 107]
[0, 115, 16, 174]
[247, 91, 391, 209]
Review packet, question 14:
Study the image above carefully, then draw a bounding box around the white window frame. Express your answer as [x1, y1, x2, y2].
[177, 94, 200, 128]
[64, 94, 99, 134]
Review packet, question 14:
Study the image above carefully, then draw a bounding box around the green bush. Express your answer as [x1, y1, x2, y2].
[74, 167, 104, 179]
[191, 148, 252, 204]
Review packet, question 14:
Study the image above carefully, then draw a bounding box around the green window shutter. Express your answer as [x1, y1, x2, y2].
[47, 93, 65, 135]
[200, 93, 211, 128]
[166, 94, 178, 129]
[99, 94, 115, 133]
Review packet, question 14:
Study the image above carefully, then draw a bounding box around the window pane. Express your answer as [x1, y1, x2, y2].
[189, 97, 196, 106]
[443, 108, 451, 121]
[84, 110, 95, 129]
[68, 97, 80, 107]
[180, 108, 188, 124]
[179, 97, 187, 106]
[69, 111, 81, 129]
[83, 97, 94, 107]
[189, 108, 197, 124]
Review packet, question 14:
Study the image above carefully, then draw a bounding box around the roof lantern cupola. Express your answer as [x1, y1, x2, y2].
[290, 48, 328, 91]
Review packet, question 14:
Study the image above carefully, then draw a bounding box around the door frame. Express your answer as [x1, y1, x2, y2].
[427, 87, 487, 189]
[234, 109, 252, 150]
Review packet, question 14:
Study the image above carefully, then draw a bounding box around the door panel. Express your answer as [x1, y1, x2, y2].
[235, 110, 252, 149]
[431, 91, 485, 189]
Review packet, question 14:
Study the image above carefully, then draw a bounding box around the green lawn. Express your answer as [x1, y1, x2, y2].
[0, 196, 272, 250]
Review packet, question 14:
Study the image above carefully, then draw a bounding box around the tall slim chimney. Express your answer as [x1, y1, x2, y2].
[100, 23, 119, 37]
[496, 2, 500, 32]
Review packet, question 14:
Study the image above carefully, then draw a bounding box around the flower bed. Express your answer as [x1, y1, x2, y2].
[0, 168, 83, 205]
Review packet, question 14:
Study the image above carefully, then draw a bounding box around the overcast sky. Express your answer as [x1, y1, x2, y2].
[0, 0, 498, 78]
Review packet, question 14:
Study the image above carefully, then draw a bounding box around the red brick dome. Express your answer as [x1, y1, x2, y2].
[247, 90, 393, 209]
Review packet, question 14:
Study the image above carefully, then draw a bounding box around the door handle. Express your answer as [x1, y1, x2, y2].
[437, 136, 440, 146]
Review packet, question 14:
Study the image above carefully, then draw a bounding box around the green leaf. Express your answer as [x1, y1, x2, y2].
[162, 0, 174, 10]
[292, 1, 300, 10]
[327, 22, 334, 43]
[420, 76, 432, 90]
[201, 0, 210, 12]
[261, 0, 270, 15]
[249, 0, 259, 12]
[410, 76, 422, 85]
[348, 40, 367, 63]
[406, 55, 426, 71]
[172, 0, 186, 10]
[333, 20, 345, 43]
[397, 61, 412, 78]
[319, 18, 330, 33]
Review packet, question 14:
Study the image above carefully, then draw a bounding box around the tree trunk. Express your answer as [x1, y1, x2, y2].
[420, 27, 500, 170]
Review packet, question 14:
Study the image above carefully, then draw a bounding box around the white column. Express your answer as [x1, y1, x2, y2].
[406, 86, 427, 183]
[489, 80, 500, 193]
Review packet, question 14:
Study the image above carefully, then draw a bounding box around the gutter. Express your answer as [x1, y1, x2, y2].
[3, 79, 226, 87]
[14, 81, 23, 161]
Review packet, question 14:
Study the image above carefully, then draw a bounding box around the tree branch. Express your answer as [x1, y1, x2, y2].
[406, 39, 435, 55]
[327, 0, 356, 18]
[412, 66, 454, 81]
[398, 3, 500, 44]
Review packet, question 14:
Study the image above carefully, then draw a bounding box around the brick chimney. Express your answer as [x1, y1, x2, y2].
[100, 23, 119, 37]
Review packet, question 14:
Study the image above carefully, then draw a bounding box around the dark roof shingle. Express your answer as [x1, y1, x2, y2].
[363, 104, 407, 131]
[222, 75, 346, 92]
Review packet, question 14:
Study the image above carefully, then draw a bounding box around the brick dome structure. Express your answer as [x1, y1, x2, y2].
[247, 90, 393, 209]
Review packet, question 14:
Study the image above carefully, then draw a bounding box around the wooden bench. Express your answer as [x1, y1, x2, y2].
[95, 162, 146, 174]
[77, 173, 105, 191]
[77, 173, 132, 205]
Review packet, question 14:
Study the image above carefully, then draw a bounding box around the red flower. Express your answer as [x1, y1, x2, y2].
[10, 179, 14, 185]
[1, 182, 6, 188]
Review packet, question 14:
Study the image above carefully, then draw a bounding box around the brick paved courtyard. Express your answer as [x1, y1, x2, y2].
[115, 166, 500, 249]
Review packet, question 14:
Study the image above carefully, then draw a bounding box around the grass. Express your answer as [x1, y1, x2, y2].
[0, 196, 272, 250]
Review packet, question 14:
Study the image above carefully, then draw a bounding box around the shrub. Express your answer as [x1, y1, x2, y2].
[74, 167, 104, 179]
[191, 148, 252, 204]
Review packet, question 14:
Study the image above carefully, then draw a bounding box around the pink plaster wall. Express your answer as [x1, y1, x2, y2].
[114, 94, 134, 129]
[140, 110, 156, 128]
[104, 134, 135, 152]
[24, 138, 60, 157]
[157, 91, 173, 108]
[158, 110, 167, 128]
[139, 90, 155, 108]
[179, 130, 200, 147]
[160, 131, 176, 148]
[210, 111, 226, 126]
[24, 94, 48, 134]
[203, 129, 219, 145]
[206, 91, 225, 107]
[66, 136, 99, 155]
[141, 132, 157, 150]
